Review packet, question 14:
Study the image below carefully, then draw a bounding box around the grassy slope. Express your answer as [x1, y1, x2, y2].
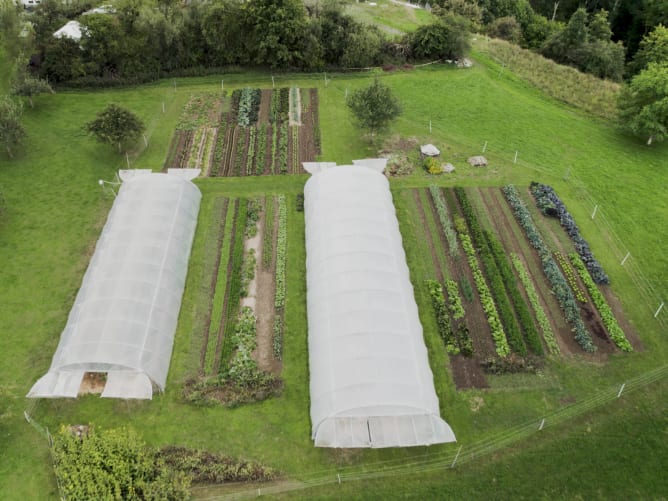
[0, 62, 666, 498]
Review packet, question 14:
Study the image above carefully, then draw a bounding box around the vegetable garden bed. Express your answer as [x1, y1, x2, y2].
[410, 184, 638, 390]
[164, 88, 320, 177]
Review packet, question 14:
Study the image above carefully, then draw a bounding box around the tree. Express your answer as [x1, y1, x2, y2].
[488, 16, 523, 44]
[242, 0, 310, 68]
[541, 7, 588, 64]
[629, 24, 668, 75]
[0, 95, 25, 158]
[346, 79, 401, 142]
[408, 15, 470, 61]
[618, 62, 668, 145]
[12, 73, 53, 107]
[85, 104, 145, 153]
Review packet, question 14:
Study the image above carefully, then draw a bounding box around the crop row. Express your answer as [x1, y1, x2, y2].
[238, 87, 261, 127]
[262, 197, 275, 269]
[278, 124, 289, 174]
[455, 218, 510, 357]
[445, 279, 465, 320]
[291, 127, 299, 173]
[271, 126, 278, 174]
[290, 86, 300, 123]
[454, 189, 526, 355]
[246, 127, 256, 175]
[274, 195, 287, 309]
[429, 185, 459, 257]
[510, 253, 560, 355]
[270, 88, 290, 123]
[239, 249, 256, 298]
[273, 316, 283, 360]
[203, 198, 232, 374]
[554, 251, 587, 303]
[255, 124, 267, 175]
[485, 231, 544, 356]
[502, 185, 595, 352]
[220, 198, 249, 370]
[225, 307, 261, 387]
[530, 182, 609, 284]
[234, 128, 247, 176]
[569, 253, 633, 352]
[426, 279, 459, 355]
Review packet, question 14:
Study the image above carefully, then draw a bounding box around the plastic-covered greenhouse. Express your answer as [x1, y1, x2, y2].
[303, 161, 456, 448]
[27, 169, 201, 400]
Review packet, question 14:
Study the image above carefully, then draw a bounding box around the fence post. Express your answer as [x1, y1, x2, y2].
[513, 151, 518, 164]
[655, 302, 665, 318]
[337, 473, 341, 484]
[591, 205, 598, 219]
[620, 252, 630, 266]
[450, 445, 463, 468]
[617, 383, 626, 398]
[539, 418, 545, 431]
[482, 141, 487, 153]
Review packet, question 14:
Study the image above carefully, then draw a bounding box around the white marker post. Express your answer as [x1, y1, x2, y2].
[655, 302, 665, 318]
[482, 141, 487, 153]
[429, 120, 432, 134]
[514, 151, 518, 164]
[126, 152, 130, 168]
[162, 101, 165, 113]
[272, 76, 275, 88]
[620, 252, 630, 266]
[143, 134, 148, 147]
[591, 204, 598, 219]
[221, 79, 224, 91]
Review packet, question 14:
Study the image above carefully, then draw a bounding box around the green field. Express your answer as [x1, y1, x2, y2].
[1, 58, 667, 499]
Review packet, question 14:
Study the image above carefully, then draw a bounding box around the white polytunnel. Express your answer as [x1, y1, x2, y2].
[304, 160, 456, 448]
[28, 169, 202, 400]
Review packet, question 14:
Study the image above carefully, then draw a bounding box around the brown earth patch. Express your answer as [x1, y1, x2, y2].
[252, 197, 282, 375]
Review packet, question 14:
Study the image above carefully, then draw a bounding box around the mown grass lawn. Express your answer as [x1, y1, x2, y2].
[0, 59, 666, 499]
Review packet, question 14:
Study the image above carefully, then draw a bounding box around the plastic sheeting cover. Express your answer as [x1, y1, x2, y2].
[28, 172, 201, 399]
[305, 164, 456, 448]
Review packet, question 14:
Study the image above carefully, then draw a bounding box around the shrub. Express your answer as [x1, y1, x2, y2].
[424, 157, 442, 174]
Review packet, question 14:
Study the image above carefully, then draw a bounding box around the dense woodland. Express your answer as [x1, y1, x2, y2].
[0, 0, 665, 86]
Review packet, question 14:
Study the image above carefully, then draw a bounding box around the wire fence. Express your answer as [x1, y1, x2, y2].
[193, 363, 668, 500]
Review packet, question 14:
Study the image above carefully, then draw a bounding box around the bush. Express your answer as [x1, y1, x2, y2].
[424, 157, 442, 174]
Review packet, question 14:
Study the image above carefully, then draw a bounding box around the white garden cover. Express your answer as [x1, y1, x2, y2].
[304, 162, 456, 448]
[28, 170, 201, 399]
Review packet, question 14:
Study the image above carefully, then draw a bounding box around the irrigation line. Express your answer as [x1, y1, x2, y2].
[198, 365, 667, 500]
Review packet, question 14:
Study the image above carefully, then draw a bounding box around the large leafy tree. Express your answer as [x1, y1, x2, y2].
[618, 62, 668, 145]
[408, 15, 470, 61]
[346, 79, 401, 142]
[242, 0, 310, 68]
[628, 24, 668, 75]
[85, 104, 145, 153]
[0, 95, 25, 158]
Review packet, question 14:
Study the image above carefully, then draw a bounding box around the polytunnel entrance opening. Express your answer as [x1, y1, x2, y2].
[78, 372, 107, 395]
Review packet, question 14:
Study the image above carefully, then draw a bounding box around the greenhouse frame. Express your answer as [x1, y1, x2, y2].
[304, 161, 456, 448]
[27, 169, 201, 400]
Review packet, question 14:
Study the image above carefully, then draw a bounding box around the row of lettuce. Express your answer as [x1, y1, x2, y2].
[424, 183, 631, 364]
